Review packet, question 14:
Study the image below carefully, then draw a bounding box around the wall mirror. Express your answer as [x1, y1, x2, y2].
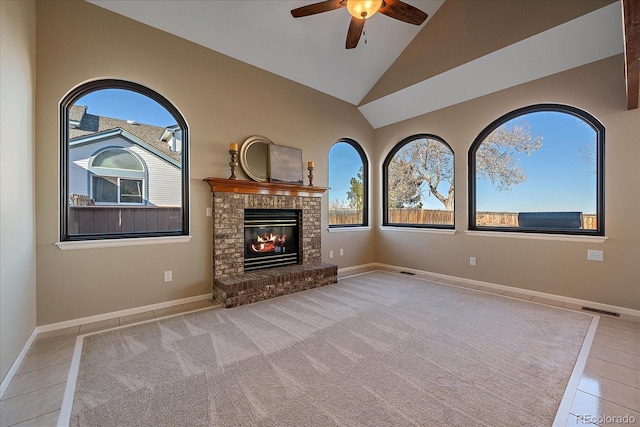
[240, 135, 271, 182]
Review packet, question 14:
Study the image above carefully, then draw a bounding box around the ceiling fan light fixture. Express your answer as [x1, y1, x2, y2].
[346, 0, 383, 20]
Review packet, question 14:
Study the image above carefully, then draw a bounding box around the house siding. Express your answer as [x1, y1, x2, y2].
[69, 136, 181, 206]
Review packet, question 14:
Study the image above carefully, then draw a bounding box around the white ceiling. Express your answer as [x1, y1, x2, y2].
[88, 0, 444, 106]
[88, 0, 623, 129]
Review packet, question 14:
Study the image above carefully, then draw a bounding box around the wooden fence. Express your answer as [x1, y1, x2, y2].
[388, 209, 454, 225]
[329, 208, 454, 225]
[331, 208, 596, 229]
[328, 210, 364, 225]
[476, 211, 596, 229]
[68, 206, 182, 234]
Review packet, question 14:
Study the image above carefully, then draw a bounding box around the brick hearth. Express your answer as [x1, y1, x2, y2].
[204, 178, 338, 308]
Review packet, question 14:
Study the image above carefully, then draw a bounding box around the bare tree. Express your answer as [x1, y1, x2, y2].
[578, 138, 597, 175]
[476, 120, 543, 190]
[387, 156, 423, 208]
[407, 138, 455, 210]
[387, 120, 543, 211]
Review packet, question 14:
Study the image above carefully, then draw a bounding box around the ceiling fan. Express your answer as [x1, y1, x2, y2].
[291, 0, 428, 49]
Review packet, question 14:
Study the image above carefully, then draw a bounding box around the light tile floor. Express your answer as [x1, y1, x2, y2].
[1, 274, 638, 427]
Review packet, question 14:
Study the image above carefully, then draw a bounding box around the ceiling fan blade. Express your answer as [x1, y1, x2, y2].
[291, 0, 345, 18]
[346, 17, 365, 49]
[379, 0, 428, 25]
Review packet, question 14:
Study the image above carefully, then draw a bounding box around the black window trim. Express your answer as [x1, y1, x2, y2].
[60, 79, 190, 242]
[328, 138, 369, 228]
[383, 133, 455, 229]
[468, 103, 605, 236]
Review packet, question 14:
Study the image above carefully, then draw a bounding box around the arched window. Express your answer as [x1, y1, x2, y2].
[61, 79, 189, 240]
[383, 134, 454, 228]
[328, 139, 368, 227]
[468, 104, 604, 235]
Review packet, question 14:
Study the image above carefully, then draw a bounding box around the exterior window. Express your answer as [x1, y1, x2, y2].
[383, 134, 455, 228]
[328, 139, 368, 227]
[468, 104, 604, 235]
[92, 148, 144, 170]
[92, 176, 143, 204]
[119, 179, 143, 204]
[90, 148, 146, 205]
[61, 79, 189, 240]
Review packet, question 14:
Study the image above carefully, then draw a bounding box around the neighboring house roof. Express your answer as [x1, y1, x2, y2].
[69, 104, 87, 126]
[68, 105, 181, 162]
[70, 128, 181, 168]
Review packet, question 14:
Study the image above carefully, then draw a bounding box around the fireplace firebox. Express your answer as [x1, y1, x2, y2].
[244, 209, 300, 271]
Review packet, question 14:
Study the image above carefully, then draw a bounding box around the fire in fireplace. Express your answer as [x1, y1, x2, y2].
[244, 209, 300, 271]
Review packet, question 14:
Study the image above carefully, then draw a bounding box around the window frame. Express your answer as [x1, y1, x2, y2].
[468, 103, 605, 236]
[382, 134, 455, 229]
[328, 138, 369, 228]
[60, 79, 190, 241]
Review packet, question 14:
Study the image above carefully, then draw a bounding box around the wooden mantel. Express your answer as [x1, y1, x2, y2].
[204, 177, 328, 198]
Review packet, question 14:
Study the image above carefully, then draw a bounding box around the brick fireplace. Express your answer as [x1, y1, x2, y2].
[204, 178, 337, 307]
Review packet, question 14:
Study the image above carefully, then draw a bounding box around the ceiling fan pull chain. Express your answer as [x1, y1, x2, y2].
[364, 29, 367, 45]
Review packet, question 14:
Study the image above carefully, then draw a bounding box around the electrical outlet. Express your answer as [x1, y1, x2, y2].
[587, 250, 603, 262]
[206, 207, 212, 217]
[470, 257, 476, 266]
[164, 271, 173, 282]
[329, 251, 334, 259]
[340, 248, 344, 256]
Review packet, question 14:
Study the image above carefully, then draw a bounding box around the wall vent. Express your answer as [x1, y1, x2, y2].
[581, 306, 620, 317]
[399, 271, 416, 275]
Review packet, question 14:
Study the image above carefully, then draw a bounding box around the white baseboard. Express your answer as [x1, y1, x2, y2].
[37, 293, 214, 334]
[33, 263, 640, 333]
[337, 263, 378, 274]
[0, 327, 37, 399]
[353, 262, 640, 320]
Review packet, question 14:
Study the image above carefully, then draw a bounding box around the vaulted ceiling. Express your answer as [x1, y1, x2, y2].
[88, 0, 635, 128]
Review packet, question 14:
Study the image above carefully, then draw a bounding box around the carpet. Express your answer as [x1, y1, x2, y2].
[64, 271, 594, 426]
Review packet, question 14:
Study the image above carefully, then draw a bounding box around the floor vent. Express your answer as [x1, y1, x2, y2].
[399, 271, 416, 275]
[581, 306, 620, 317]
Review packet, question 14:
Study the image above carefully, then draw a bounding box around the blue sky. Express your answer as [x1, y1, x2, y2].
[75, 89, 176, 127]
[328, 142, 363, 207]
[80, 90, 597, 215]
[475, 111, 597, 214]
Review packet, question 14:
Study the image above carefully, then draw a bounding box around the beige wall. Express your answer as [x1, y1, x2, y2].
[31, 0, 639, 328]
[35, 0, 376, 325]
[360, 0, 614, 105]
[373, 55, 640, 310]
[1, 0, 37, 380]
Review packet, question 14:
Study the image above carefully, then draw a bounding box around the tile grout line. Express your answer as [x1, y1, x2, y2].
[573, 387, 640, 414]
[6, 408, 61, 427]
[587, 353, 640, 372]
[2, 362, 70, 401]
[576, 386, 640, 412]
